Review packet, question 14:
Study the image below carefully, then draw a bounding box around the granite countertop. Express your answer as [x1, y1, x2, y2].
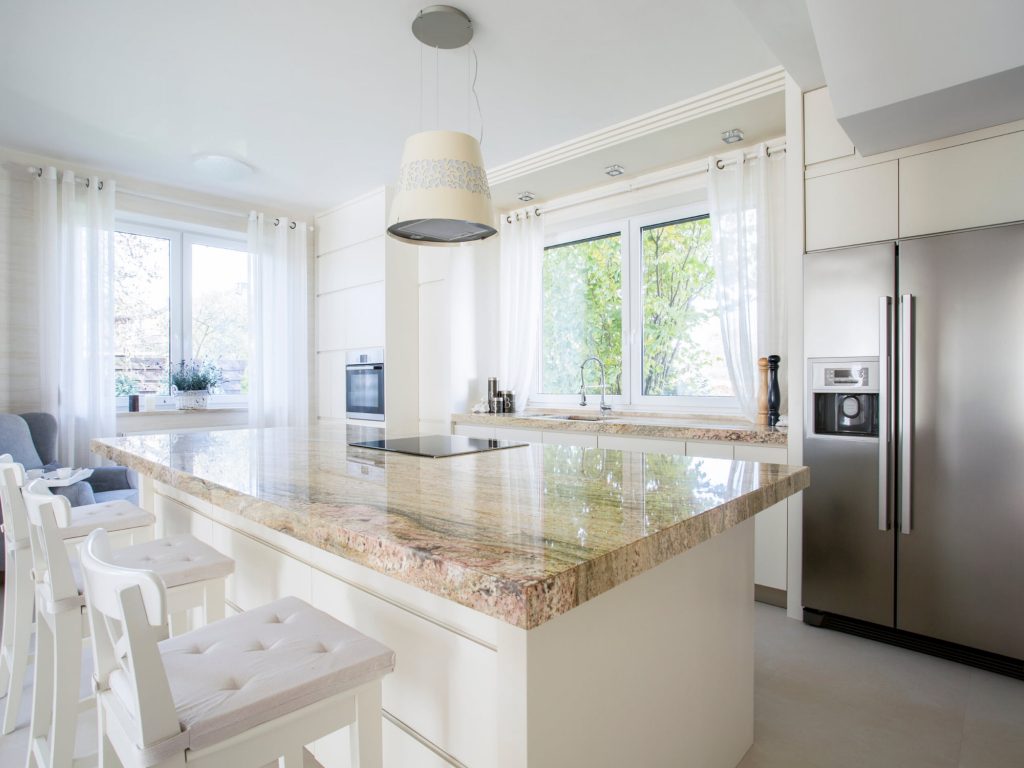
[93, 426, 808, 629]
[452, 410, 788, 446]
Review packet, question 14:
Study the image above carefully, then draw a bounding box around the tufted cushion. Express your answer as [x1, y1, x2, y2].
[61, 500, 155, 540]
[72, 534, 235, 595]
[112, 596, 395, 753]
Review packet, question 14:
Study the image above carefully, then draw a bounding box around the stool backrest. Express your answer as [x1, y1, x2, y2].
[0, 455, 29, 547]
[22, 478, 79, 606]
[81, 529, 180, 755]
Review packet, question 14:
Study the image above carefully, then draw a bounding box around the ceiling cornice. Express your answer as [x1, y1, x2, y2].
[486, 66, 786, 186]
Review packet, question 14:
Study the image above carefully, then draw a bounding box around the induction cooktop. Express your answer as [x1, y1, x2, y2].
[348, 434, 528, 459]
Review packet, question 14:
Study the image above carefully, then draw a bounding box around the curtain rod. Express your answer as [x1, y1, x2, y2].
[25, 166, 312, 229]
[506, 141, 787, 222]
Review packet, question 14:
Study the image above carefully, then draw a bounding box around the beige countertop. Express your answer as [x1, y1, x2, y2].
[93, 426, 807, 629]
[452, 409, 788, 446]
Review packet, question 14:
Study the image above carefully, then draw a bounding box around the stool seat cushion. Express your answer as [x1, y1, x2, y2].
[110, 596, 395, 753]
[94, 488, 140, 506]
[62, 500, 155, 540]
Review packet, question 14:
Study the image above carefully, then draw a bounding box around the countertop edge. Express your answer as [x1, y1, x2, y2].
[93, 437, 807, 630]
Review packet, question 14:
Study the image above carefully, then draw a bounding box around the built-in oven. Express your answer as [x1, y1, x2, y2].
[345, 348, 385, 422]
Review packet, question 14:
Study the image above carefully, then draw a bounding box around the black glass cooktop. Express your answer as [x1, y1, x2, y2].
[348, 434, 528, 459]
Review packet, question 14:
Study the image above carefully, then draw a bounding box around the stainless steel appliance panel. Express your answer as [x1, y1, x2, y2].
[345, 347, 385, 422]
[803, 244, 896, 359]
[896, 225, 1024, 659]
[803, 434, 894, 625]
[803, 244, 896, 626]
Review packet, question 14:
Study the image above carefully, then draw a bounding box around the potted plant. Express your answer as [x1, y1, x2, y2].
[169, 359, 222, 410]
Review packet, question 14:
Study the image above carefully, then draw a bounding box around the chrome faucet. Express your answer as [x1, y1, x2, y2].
[579, 357, 612, 413]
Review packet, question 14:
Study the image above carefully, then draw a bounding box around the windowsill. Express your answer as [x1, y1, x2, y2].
[117, 407, 248, 418]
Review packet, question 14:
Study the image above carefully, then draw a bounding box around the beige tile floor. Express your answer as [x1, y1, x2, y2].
[0, 592, 1021, 767]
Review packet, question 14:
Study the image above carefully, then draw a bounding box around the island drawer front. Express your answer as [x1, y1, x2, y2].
[453, 423, 496, 440]
[541, 430, 598, 448]
[596, 435, 687, 454]
[686, 441, 735, 459]
[311, 569, 497, 768]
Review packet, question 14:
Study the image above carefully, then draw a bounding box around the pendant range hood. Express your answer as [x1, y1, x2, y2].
[387, 5, 497, 246]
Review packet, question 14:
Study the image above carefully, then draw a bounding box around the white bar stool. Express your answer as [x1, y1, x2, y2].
[22, 479, 235, 768]
[81, 528, 395, 768]
[0, 457, 156, 736]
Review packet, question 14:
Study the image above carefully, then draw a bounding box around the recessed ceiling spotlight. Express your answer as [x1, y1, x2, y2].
[721, 129, 744, 145]
[516, 191, 536, 202]
[192, 153, 255, 182]
[604, 164, 625, 177]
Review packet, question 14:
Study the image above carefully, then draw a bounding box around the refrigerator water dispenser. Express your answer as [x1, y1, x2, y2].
[809, 358, 880, 438]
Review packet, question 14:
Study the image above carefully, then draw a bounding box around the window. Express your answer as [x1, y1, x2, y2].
[113, 222, 249, 405]
[538, 205, 735, 412]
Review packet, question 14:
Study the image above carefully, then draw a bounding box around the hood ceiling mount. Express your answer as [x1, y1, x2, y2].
[388, 5, 498, 247]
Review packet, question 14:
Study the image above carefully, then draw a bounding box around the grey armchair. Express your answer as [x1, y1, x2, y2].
[0, 413, 138, 507]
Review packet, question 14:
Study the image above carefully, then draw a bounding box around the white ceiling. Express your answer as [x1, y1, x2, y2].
[0, 1, 778, 214]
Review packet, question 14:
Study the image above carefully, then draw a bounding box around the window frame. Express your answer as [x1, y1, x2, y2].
[532, 201, 740, 416]
[114, 218, 249, 408]
[536, 219, 630, 407]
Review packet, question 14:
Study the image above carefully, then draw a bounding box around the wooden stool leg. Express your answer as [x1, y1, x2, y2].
[203, 579, 225, 625]
[26, 614, 55, 768]
[2, 552, 34, 734]
[349, 683, 383, 768]
[49, 611, 82, 768]
[97, 704, 124, 768]
[0, 550, 14, 692]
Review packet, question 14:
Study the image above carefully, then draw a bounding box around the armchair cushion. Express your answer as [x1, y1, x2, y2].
[0, 414, 44, 470]
[95, 488, 139, 505]
[20, 412, 58, 467]
[88, 466, 135, 494]
[56, 482, 96, 507]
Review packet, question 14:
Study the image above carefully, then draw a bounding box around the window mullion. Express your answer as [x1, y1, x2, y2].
[169, 232, 185, 367]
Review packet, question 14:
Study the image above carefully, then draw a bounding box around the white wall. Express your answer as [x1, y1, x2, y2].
[417, 240, 499, 435]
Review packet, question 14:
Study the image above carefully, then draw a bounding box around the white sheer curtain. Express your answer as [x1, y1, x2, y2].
[36, 168, 116, 467]
[708, 144, 786, 422]
[247, 213, 310, 428]
[498, 210, 544, 411]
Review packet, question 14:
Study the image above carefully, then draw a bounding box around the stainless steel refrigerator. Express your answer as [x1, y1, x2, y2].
[803, 222, 1024, 668]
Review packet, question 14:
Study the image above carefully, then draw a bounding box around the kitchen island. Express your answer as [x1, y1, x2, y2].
[93, 427, 809, 768]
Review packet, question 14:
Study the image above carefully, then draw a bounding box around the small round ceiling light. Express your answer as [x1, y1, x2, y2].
[388, 6, 497, 246]
[192, 153, 254, 182]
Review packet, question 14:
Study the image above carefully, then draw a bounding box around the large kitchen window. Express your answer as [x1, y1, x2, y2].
[113, 222, 249, 404]
[538, 205, 735, 411]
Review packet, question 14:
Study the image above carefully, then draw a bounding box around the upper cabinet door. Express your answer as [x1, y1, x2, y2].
[804, 88, 856, 166]
[899, 130, 1024, 237]
[805, 161, 899, 251]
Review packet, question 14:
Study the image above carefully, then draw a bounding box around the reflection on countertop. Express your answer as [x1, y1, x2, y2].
[452, 409, 788, 445]
[93, 425, 806, 628]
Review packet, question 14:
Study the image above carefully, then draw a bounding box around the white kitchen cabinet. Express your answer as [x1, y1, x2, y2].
[803, 87, 855, 165]
[453, 424, 496, 440]
[542, 430, 599, 448]
[316, 188, 386, 253]
[899, 130, 1024, 237]
[806, 161, 899, 251]
[597, 435, 687, 454]
[317, 235, 385, 294]
[685, 441, 734, 460]
[735, 445, 788, 594]
[496, 428, 544, 444]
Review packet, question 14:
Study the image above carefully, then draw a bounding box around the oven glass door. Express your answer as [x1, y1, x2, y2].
[346, 364, 385, 420]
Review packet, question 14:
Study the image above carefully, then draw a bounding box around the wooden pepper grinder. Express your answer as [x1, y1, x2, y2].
[768, 354, 781, 427]
[757, 357, 769, 427]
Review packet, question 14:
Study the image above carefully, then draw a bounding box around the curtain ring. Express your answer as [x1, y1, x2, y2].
[97, 181, 104, 190]
[715, 159, 725, 170]
[505, 214, 512, 224]
[289, 220, 297, 230]
[273, 217, 280, 227]
[534, 207, 541, 217]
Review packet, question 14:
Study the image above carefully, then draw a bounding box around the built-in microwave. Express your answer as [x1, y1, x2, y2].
[345, 348, 385, 422]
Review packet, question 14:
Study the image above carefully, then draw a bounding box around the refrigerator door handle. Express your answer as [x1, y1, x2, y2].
[878, 296, 893, 531]
[900, 293, 914, 534]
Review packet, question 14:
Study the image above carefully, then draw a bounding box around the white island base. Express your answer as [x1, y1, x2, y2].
[143, 476, 755, 768]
